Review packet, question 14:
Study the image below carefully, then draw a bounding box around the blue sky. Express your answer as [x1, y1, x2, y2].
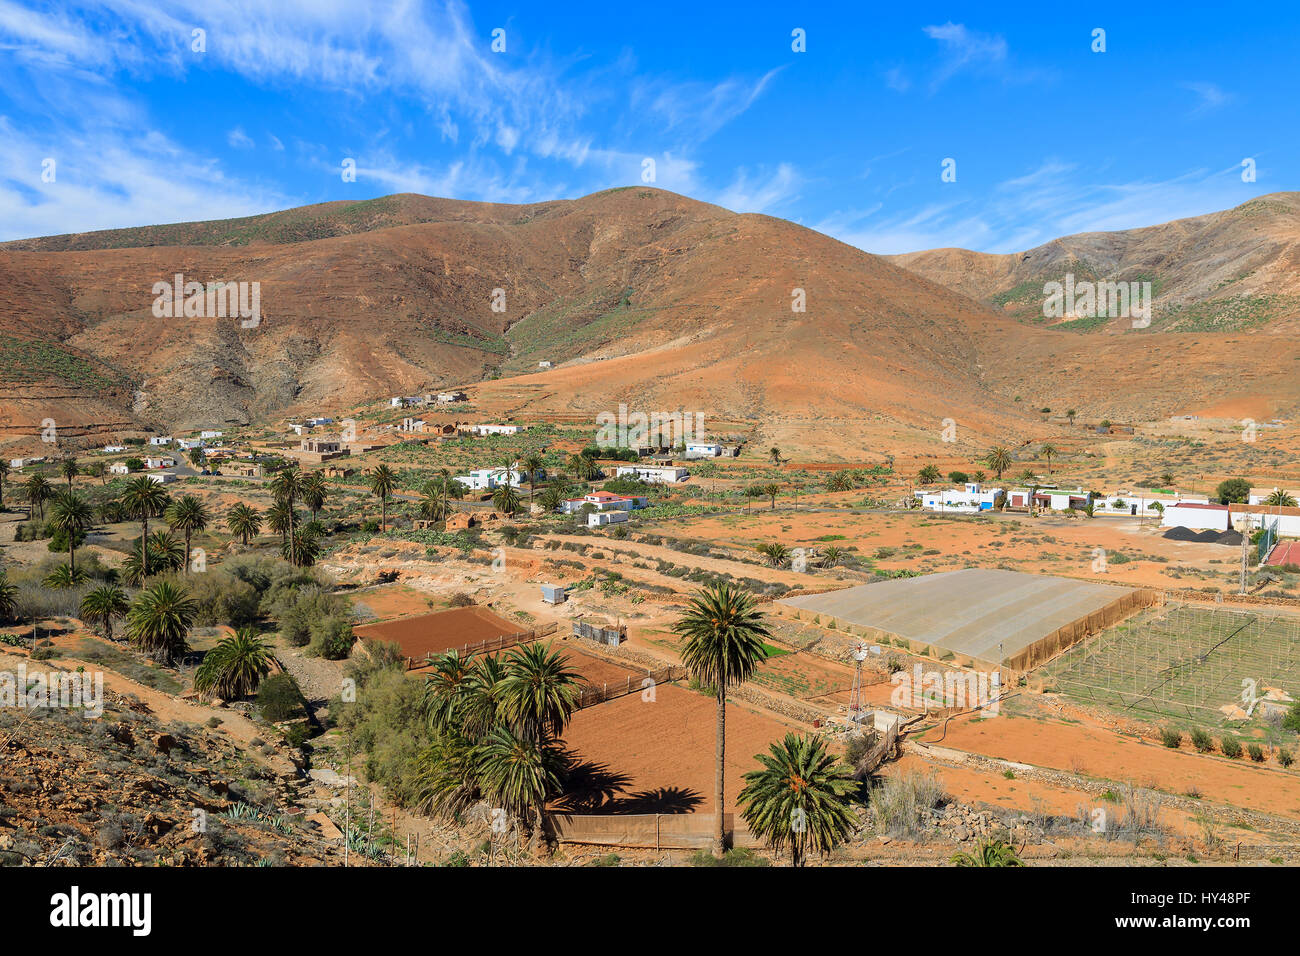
[2, 1, 1296, 252]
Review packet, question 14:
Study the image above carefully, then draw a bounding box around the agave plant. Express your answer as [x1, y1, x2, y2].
[756, 541, 790, 568]
[950, 839, 1024, 867]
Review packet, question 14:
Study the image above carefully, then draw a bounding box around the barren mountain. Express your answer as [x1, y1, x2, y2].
[2, 188, 1299, 457]
[890, 193, 1300, 333]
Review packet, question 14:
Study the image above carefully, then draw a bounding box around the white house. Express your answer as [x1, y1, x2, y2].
[614, 464, 689, 484]
[10, 457, 46, 468]
[915, 482, 1003, 513]
[684, 441, 723, 459]
[101, 445, 127, 454]
[1249, 487, 1300, 506]
[108, 462, 131, 475]
[538, 360, 553, 369]
[435, 391, 467, 404]
[1006, 487, 1093, 511]
[587, 510, 629, 528]
[469, 424, 523, 436]
[144, 456, 176, 469]
[149, 436, 173, 446]
[200, 430, 223, 440]
[146, 472, 178, 484]
[306, 416, 334, 427]
[560, 491, 649, 515]
[178, 438, 204, 450]
[454, 465, 540, 491]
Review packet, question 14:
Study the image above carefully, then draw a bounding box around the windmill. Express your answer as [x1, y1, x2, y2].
[849, 643, 869, 722]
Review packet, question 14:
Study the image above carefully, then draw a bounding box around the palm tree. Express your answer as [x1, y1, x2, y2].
[567, 452, 599, 482]
[984, 446, 1013, 480]
[519, 453, 544, 503]
[674, 582, 772, 857]
[498, 641, 583, 744]
[147, 530, 187, 573]
[743, 485, 764, 510]
[737, 733, 857, 866]
[760, 482, 781, 510]
[283, 525, 321, 567]
[58, 457, 78, 491]
[474, 725, 567, 854]
[492, 482, 522, 516]
[266, 499, 295, 549]
[0, 570, 18, 624]
[269, 465, 302, 539]
[119, 475, 169, 578]
[1265, 490, 1298, 507]
[193, 628, 276, 699]
[43, 563, 88, 589]
[80, 584, 128, 639]
[422, 650, 475, 733]
[165, 495, 209, 574]
[126, 580, 195, 664]
[0, 459, 9, 511]
[419, 480, 450, 521]
[24, 473, 52, 522]
[48, 490, 93, 571]
[83, 461, 107, 485]
[368, 464, 397, 531]
[1066, 409, 1076, 425]
[917, 465, 941, 486]
[972, 470, 987, 484]
[537, 485, 567, 513]
[300, 471, 328, 521]
[226, 502, 262, 545]
[769, 447, 782, 465]
[1039, 443, 1058, 476]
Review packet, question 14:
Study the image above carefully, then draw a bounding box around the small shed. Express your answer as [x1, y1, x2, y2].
[541, 584, 567, 605]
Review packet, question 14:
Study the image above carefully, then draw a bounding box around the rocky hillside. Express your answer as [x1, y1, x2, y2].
[890, 193, 1300, 333]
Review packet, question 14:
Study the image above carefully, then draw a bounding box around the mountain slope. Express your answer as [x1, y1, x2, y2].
[889, 193, 1300, 333]
[0, 188, 1036, 452]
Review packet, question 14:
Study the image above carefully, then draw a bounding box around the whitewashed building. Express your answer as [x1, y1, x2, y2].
[614, 464, 688, 484]
[914, 482, 1003, 513]
[684, 441, 723, 459]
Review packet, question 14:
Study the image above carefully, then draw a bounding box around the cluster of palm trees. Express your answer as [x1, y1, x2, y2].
[414, 642, 584, 852]
[265, 465, 327, 566]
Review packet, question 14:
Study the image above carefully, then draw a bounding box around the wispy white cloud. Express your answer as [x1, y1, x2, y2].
[227, 126, 254, 149]
[1184, 81, 1232, 115]
[818, 161, 1261, 255]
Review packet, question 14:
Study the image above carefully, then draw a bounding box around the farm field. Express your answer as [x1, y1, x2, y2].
[560, 683, 801, 813]
[1040, 604, 1300, 734]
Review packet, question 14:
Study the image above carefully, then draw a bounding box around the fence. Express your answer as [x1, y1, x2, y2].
[548, 812, 762, 849]
[410, 622, 558, 669]
[572, 619, 626, 646]
[1258, 517, 1279, 565]
[1009, 588, 1163, 672]
[574, 664, 687, 709]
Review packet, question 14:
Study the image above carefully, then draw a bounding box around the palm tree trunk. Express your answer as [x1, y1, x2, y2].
[381, 498, 388, 532]
[184, 529, 192, 574]
[141, 515, 149, 576]
[713, 687, 726, 859]
[68, 535, 75, 572]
